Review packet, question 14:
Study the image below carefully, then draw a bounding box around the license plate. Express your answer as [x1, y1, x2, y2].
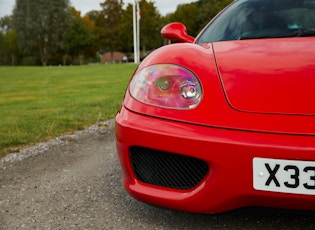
[253, 158, 315, 195]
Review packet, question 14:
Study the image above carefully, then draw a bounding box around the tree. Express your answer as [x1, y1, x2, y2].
[62, 15, 94, 64]
[0, 16, 13, 34]
[85, 10, 101, 22]
[0, 31, 4, 64]
[13, 0, 72, 66]
[0, 30, 20, 65]
[168, 3, 199, 36]
[96, 0, 124, 62]
[0, 16, 20, 65]
[165, 0, 233, 37]
[119, 4, 134, 53]
[138, 0, 163, 54]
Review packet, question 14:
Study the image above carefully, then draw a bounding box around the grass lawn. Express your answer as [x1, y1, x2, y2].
[0, 64, 137, 158]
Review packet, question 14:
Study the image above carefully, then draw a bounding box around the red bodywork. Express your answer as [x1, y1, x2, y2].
[115, 37, 315, 214]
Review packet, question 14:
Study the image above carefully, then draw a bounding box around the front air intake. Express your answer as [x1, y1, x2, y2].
[130, 147, 209, 190]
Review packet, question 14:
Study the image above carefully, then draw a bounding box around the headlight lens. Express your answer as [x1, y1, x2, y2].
[129, 64, 202, 109]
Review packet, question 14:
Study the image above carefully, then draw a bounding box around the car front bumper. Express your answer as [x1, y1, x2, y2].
[115, 106, 315, 214]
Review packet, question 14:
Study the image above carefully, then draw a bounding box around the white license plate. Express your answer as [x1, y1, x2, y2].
[253, 158, 315, 195]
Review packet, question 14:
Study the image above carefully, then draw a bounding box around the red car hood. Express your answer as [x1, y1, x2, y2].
[213, 38, 315, 115]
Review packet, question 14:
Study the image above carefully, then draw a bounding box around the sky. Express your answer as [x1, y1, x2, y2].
[0, 0, 195, 18]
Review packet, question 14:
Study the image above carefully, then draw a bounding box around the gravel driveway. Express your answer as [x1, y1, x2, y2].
[1, 119, 315, 229]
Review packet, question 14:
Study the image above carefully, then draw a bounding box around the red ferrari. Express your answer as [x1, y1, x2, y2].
[115, 0, 315, 214]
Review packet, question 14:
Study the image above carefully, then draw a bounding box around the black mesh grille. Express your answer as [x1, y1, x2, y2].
[130, 147, 209, 190]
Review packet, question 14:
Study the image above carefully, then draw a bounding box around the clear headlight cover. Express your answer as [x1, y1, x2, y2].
[129, 64, 202, 109]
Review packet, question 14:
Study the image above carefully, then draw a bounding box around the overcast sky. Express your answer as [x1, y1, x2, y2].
[0, 0, 195, 18]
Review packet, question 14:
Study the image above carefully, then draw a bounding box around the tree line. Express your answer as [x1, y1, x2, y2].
[0, 0, 232, 66]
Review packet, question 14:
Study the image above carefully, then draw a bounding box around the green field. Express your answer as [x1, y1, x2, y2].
[0, 64, 137, 158]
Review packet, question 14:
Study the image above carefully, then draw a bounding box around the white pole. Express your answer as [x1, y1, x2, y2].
[133, 2, 138, 64]
[136, 0, 140, 63]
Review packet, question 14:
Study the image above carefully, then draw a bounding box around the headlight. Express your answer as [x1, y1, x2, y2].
[129, 64, 202, 109]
